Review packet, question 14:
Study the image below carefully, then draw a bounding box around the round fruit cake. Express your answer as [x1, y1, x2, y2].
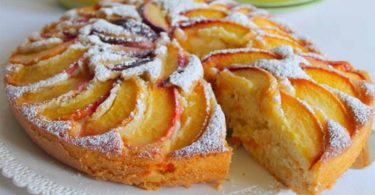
[4, 0, 374, 194]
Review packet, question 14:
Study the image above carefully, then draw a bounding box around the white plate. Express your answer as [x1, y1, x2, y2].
[1, 0, 375, 194]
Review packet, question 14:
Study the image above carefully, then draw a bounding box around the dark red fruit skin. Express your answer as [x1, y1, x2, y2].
[139, 3, 169, 33]
[111, 58, 153, 71]
[59, 93, 110, 121]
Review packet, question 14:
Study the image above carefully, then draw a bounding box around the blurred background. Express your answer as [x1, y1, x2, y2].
[57, 0, 320, 9]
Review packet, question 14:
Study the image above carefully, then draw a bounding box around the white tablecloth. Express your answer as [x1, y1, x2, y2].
[0, 0, 374, 194]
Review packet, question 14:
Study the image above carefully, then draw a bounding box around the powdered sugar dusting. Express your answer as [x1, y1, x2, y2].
[6, 72, 69, 101]
[69, 129, 123, 154]
[155, 0, 208, 25]
[169, 55, 203, 92]
[331, 88, 373, 128]
[322, 120, 351, 160]
[226, 12, 258, 30]
[20, 105, 71, 136]
[361, 82, 375, 97]
[202, 47, 268, 61]
[18, 37, 63, 53]
[99, 4, 141, 20]
[121, 58, 162, 81]
[172, 105, 228, 157]
[91, 19, 127, 36]
[253, 46, 310, 79]
[90, 81, 121, 120]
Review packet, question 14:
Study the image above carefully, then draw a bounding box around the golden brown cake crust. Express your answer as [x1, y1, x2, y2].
[10, 101, 232, 189]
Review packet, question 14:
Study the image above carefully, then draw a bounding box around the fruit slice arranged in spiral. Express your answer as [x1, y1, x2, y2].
[303, 66, 358, 98]
[18, 72, 92, 104]
[42, 79, 114, 121]
[304, 56, 369, 81]
[92, 19, 157, 49]
[251, 16, 290, 34]
[289, 79, 354, 135]
[181, 8, 228, 19]
[141, 1, 170, 32]
[233, 5, 254, 15]
[280, 91, 324, 166]
[9, 41, 72, 66]
[170, 82, 210, 151]
[122, 85, 181, 146]
[159, 43, 186, 81]
[7, 46, 86, 86]
[82, 78, 145, 136]
[173, 20, 254, 58]
[253, 35, 310, 53]
[202, 49, 278, 79]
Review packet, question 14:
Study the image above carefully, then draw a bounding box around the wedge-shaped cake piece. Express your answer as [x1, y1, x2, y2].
[209, 46, 373, 194]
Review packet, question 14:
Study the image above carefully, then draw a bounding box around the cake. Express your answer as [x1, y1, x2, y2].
[4, 0, 374, 194]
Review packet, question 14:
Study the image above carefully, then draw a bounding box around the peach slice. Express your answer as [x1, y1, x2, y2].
[209, 2, 233, 11]
[159, 43, 185, 81]
[303, 66, 358, 98]
[201, 49, 278, 78]
[253, 35, 310, 53]
[170, 82, 210, 151]
[75, 6, 99, 18]
[7, 47, 86, 86]
[303, 56, 368, 81]
[233, 6, 254, 15]
[290, 79, 354, 135]
[82, 78, 144, 136]
[141, 1, 169, 31]
[280, 91, 324, 166]
[173, 20, 254, 58]
[18, 72, 91, 104]
[304, 56, 354, 72]
[9, 41, 72, 66]
[122, 85, 181, 146]
[251, 16, 290, 34]
[230, 67, 279, 99]
[181, 8, 227, 19]
[261, 27, 307, 46]
[43, 79, 114, 120]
